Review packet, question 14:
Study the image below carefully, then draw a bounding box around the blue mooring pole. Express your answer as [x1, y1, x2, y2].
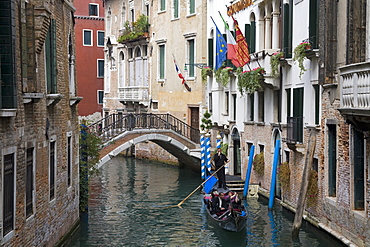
[243, 145, 255, 198]
[268, 140, 281, 210]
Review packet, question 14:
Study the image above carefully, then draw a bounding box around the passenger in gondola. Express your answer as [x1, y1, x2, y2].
[211, 192, 228, 215]
[228, 191, 242, 210]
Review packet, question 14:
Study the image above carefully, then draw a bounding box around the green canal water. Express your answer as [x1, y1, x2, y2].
[65, 156, 346, 247]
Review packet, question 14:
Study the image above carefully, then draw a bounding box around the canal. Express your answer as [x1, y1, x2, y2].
[65, 156, 345, 247]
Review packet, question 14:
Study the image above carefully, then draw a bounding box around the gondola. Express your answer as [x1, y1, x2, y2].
[204, 199, 247, 232]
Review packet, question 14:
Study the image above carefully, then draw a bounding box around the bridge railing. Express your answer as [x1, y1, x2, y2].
[88, 113, 200, 144]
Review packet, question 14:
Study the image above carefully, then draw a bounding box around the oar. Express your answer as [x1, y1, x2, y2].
[166, 163, 226, 209]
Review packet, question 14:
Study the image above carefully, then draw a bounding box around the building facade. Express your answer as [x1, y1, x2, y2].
[0, 0, 81, 246]
[74, 0, 105, 120]
[207, 0, 369, 245]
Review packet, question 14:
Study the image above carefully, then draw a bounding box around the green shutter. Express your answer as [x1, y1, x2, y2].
[159, 45, 165, 79]
[190, 0, 195, 14]
[250, 21, 256, 53]
[174, 0, 178, 18]
[245, 24, 251, 52]
[309, 0, 318, 49]
[283, 3, 292, 58]
[189, 40, 195, 77]
[250, 94, 254, 121]
[160, 0, 165, 11]
[0, 0, 17, 108]
[51, 19, 57, 93]
[314, 85, 319, 124]
[286, 88, 291, 117]
[208, 38, 214, 68]
[293, 88, 304, 142]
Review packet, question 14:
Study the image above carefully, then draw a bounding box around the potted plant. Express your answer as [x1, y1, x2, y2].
[293, 42, 311, 79]
[215, 67, 234, 87]
[270, 52, 284, 78]
[201, 67, 213, 84]
[236, 67, 264, 95]
[117, 14, 150, 42]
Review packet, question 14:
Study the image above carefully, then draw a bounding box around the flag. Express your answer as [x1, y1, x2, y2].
[174, 59, 185, 84]
[231, 15, 250, 67]
[173, 57, 191, 92]
[219, 12, 250, 67]
[211, 17, 227, 70]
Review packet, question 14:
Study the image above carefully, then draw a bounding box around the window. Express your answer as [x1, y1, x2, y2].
[189, 0, 195, 15]
[352, 127, 364, 210]
[3, 152, 15, 237]
[160, 0, 166, 11]
[49, 140, 56, 200]
[152, 101, 158, 110]
[97, 59, 104, 78]
[314, 85, 320, 124]
[26, 147, 34, 218]
[159, 45, 165, 80]
[89, 3, 98, 16]
[208, 38, 214, 68]
[83, 30, 93, 46]
[46, 19, 57, 94]
[67, 134, 72, 187]
[327, 124, 337, 197]
[232, 93, 237, 120]
[309, 0, 319, 48]
[188, 39, 195, 77]
[0, 0, 16, 108]
[224, 92, 229, 115]
[173, 0, 179, 19]
[97, 31, 104, 47]
[97, 90, 104, 104]
[208, 93, 213, 113]
[249, 94, 254, 121]
[293, 88, 304, 142]
[282, 1, 293, 58]
[245, 20, 256, 53]
[258, 91, 264, 122]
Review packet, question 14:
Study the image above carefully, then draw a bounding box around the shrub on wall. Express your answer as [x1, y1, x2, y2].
[253, 152, 265, 176]
[306, 170, 319, 207]
[278, 161, 291, 191]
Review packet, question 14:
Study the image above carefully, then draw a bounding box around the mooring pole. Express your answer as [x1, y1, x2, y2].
[292, 131, 316, 238]
[243, 145, 255, 198]
[268, 139, 281, 209]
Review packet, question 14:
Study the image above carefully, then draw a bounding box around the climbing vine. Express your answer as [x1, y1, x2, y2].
[253, 152, 265, 176]
[79, 120, 103, 212]
[306, 170, 319, 207]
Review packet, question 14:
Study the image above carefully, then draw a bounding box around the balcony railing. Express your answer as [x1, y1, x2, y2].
[285, 116, 304, 144]
[118, 86, 149, 105]
[340, 62, 370, 109]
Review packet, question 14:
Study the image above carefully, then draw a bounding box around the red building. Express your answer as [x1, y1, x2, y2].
[75, 0, 105, 117]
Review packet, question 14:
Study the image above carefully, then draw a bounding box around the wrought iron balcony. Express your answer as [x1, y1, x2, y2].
[285, 116, 304, 144]
[339, 62, 370, 132]
[118, 86, 149, 106]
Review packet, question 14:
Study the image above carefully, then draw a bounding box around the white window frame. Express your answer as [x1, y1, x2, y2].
[97, 90, 104, 104]
[97, 59, 104, 78]
[83, 29, 93, 46]
[89, 3, 99, 17]
[97, 30, 105, 47]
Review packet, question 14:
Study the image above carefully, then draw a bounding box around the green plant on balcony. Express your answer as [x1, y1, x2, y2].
[236, 67, 264, 95]
[117, 14, 150, 43]
[270, 52, 284, 78]
[253, 152, 264, 176]
[215, 67, 234, 87]
[293, 42, 311, 79]
[201, 67, 213, 84]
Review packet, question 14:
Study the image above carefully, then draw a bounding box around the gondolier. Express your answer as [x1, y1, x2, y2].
[214, 148, 229, 189]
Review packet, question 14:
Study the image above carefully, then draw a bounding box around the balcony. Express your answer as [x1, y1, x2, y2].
[284, 116, 304, 151]
[118, 86, 149, 106]
[338, 62, 370, 132]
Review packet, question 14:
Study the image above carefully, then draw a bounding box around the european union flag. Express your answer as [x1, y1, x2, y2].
[211, 17, 227, 70]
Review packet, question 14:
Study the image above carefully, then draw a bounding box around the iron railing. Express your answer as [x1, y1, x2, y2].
[88, 113, 200, 144]
[285, 116, 304, 144]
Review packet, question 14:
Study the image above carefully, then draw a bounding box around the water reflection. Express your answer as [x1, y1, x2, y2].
[66, 156, 346, 247]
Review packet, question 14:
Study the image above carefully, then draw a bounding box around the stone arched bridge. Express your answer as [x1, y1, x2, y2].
[90, 113, 201, 170]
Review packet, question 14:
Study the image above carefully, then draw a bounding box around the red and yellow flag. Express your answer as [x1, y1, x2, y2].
[231, 16, 250, 67]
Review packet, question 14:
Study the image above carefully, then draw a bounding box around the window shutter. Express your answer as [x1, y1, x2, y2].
[189, 40, 195, 77]
[250, 21, 256, 53]
[208, 38, 214, 68]
[309, 0, 318, 49]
